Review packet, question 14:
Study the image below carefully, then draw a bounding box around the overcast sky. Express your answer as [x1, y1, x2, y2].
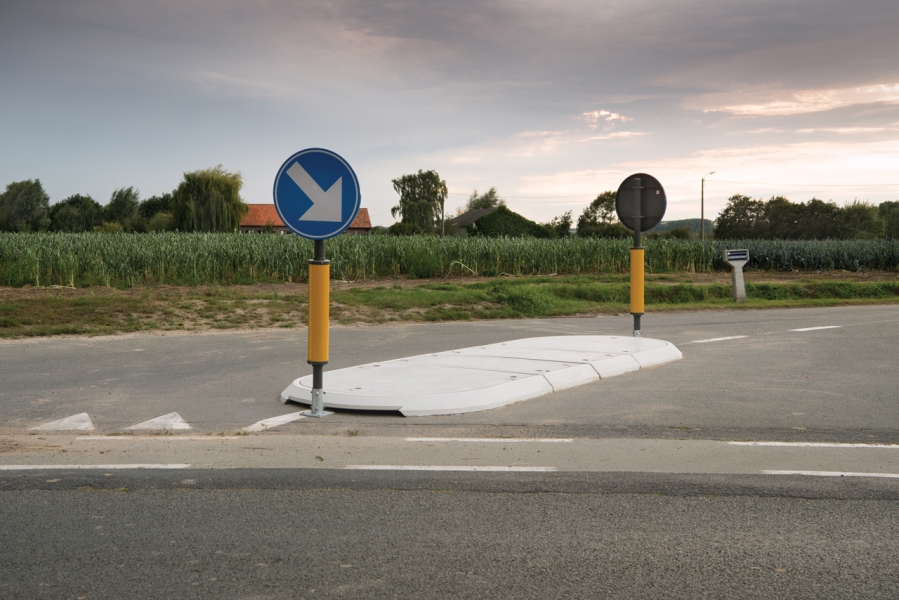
[2, 0, 898, 225]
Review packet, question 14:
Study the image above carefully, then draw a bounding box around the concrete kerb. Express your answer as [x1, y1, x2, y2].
[280, 335, 682, 417]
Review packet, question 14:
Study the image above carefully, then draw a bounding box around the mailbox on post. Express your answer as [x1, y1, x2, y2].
[723, 249, 749, 303]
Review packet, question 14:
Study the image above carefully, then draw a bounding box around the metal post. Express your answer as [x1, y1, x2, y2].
[701, 178, 705, 241]
[305, 239, 333, 418]
[630, 178, 644, 337]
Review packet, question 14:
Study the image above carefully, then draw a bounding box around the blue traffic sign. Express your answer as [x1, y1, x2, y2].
[273, 148, 361, 240]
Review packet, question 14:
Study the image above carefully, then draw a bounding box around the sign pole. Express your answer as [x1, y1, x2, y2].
[305, 239, 333, 418]
[630, 178, 644, 337]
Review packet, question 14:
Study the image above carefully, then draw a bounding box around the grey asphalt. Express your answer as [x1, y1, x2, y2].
[2, 469, 899, 599]
[3, 305, 899, 598]
[2, 304, 897, 440]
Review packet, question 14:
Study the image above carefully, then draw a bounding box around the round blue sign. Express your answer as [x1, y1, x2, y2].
[273, 148, 361, 240]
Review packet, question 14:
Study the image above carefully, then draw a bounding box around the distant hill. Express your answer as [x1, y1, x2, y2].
[647, 218, 715, 236]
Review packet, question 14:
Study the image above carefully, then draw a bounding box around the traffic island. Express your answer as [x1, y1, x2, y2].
[281, 335, 682, 416]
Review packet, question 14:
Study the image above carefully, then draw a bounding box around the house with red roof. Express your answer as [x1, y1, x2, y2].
[239, 205, 372, 235]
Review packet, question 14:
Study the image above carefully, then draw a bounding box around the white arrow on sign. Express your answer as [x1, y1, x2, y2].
[286, 161, 343, 222]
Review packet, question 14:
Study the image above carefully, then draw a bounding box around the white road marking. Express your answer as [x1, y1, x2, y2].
[126, 412, 192, 431]
[790, 326, 841, 332]
[406, 438, 573, 443]
[0, 464, 191, 470]
[346, 465, 557, 472]
[691, 336, 748, 344]
[763, 470, 899, 478]
[76, 436, 241, 441]
[732, 441, 899, 448]
[30, 413, 94, 431]
[241, 412, 305, 433]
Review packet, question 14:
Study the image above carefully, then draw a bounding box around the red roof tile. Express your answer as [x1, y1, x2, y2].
[241, 205, 371, 230]
[241, 204, 284, 227]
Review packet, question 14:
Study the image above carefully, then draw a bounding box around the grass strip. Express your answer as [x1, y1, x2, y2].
[1, 277, 897, 338]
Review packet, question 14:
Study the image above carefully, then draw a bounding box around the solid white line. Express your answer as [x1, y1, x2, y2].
[76, 436, 241, 441]
[732, 441, 899, 448]
[763, 470, 899, 478]
[790, 326, 841, 332]
[242, 412, 305, 433]
[691, 336, 748, 344]
[346, 465, 557, 472]
[406, 438, 573, 443]
[0, 464, 191, 470]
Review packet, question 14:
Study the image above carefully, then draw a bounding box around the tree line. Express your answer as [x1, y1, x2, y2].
[0, 166, 247, 233]
[714, 195, 899, 240]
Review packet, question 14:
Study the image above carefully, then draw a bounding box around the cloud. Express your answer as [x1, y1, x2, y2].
[705, 83, 899, 116]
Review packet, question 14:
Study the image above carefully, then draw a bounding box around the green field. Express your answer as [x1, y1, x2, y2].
[1, 233, 898, 288]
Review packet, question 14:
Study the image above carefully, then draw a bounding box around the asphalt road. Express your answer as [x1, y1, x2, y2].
[2, 304, 897, 439]
[2, 469, 899, 599]
[2, 304, 899, 598]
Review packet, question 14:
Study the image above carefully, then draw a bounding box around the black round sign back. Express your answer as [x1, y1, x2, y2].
[615, 173, 666, 232]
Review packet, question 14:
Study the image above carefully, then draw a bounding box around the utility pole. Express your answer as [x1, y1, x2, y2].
[701, 171, 715, 241]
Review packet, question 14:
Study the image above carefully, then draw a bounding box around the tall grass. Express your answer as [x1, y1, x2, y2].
[0, 233, 896, 288]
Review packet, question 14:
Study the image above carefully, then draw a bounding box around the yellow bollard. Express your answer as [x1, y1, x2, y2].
[630, 248, 644, 315]
[307, 262, 330, 364]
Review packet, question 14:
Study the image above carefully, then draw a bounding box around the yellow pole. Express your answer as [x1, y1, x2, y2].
[307, 262, 330, 364]
[630, 248, 644, 316]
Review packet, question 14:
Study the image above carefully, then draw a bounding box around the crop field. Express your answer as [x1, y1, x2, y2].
[1, 233, 897, 288]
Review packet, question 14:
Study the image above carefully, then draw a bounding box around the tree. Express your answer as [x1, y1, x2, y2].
[880, 201, 899, 239]
[577, 191, 625, 238]
[0, 179, 51, 232]
[713, 194, 766, 239]
[104, 187, 141, 230]
[840, 200, 883, 239]
[139, 193, 173, 221]
[464, 188, 505, 212]
[391, 170, 448, 235]
[49, 194, 103, 232]
[170, 165, 248, 232]
[545, 211, 573, 237]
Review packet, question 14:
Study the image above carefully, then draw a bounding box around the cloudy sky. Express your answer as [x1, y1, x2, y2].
[2, 0, 899, 226]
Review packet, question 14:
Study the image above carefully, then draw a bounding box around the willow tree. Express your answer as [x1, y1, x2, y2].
[170, 165, 248, 232]
[390, 169, 448, 236]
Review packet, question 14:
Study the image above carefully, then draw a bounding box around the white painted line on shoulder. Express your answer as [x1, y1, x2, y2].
[346, 465, 557, 472]
[126, 412, 191, 431]
[30, 413, 94, 431]
[0, 464, 191, 470]
[406, 438, 573, 443]
[763, 470, 899, 478]
[790, 326, 841, 332]
[76, 436, 240, 441]
[242, 412, 305, 433]
[691, 336, 748, 344]
[732, 441, 899, 448]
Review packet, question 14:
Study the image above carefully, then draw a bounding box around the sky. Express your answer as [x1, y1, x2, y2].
[2, 0, 899, 227]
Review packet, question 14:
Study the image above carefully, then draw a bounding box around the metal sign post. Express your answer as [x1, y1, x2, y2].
[273, 148, 361, 418]
[723, 249, 749, 303]
[615, 173, 667, 337]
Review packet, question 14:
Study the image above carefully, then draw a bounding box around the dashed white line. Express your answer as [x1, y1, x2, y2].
[406, 438, 573, 443]
[346, 465, 557, 472]
[732, 442, 899, 448]
[691, 336, 748, 344]
[126, 412, 192, 431]
[790, 326, 841, 332]
[242, 412, 305, 433]
[30, 413, 95, 431]
[763, 470, 899, 478]
[0, 464, 191, 470]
